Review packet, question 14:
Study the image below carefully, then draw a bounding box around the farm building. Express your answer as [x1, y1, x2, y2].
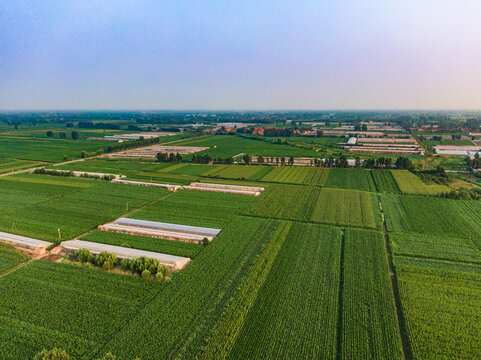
[0, 231, 52, 255]
[184, 182, 264, 196]
[98, 218, 222, 244]
[61, 239, 190, 270]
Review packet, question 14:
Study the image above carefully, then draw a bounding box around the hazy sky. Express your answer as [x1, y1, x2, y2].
[1, 0, 481, 110]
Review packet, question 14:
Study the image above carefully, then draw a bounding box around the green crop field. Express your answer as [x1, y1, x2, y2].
[0, 174, 170, 241]
[0, 159, 46, 174]
[381, 194, 481, 239]
[1, 135, 480, 360]
[0, 244, 29, 274]
[130, 189, 255, 229]
[0, 129, 119, 163]
[224, 223, 342, 359]
[326, 168, 377, 192]
[342, 229, 403, 359]
[80, 231, 204, 259]
[54, 158, 157, 176]
[245, 185, 381, 229]
[390, 232, 481, 264]
[391, 170, 450, 195]
[371, 169, 400, 193]
[259, 165, 329, 185]
[395, 260, 481, 360]
[205, 165, 265, 180]
[173, 135, 321, 158]
[0, 260, 158, 360]
[101, 217, 284, 359]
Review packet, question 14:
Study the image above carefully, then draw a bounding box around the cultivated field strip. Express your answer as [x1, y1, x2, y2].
[0, 261, 158, 359]
[245, 185, 382, 229]
[326, 168, 377, 192]
[0, 174, 171, 241]
[381, 194, 481, 239]
[394, 259, 481, 359]
[259, 166, 329, 186]
[342, 229, 403, 359]
[100, 217, 283, 359]
[201, 221, 293, 358]
[226, 224, 342, 360]
[390, 170, 450, 195]
[0, 243, 29, 275]
[130, 188, 255, 229]
[390, 232, 481, 264]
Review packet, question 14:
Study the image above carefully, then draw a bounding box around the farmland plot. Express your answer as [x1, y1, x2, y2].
[244, 184, 320, 223]
[0, 244, 29, 274]
[391, 170, 450, 195]
[371, 169, 400, 193]
[342, 229, 403, 359]
[130, 189, 255, 229]
[0, 174, 170, 241]
[102, 217, 285, 359]
[54, 158, 156, 177]
[260, 166, 329, 186]
[390, 232, 481, 264]
[206, 165, 265, 180]
[326, 168, 376, 192]
[381, 194, 481, 239]
[312, 189, 381, 229]
[172, 135, 320, 159]
[226, 224, 342, 360]
[395, 260, 481, 359]
[0, 260, 158, 360]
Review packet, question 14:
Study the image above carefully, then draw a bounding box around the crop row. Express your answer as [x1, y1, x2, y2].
[395, 259, 481, 359]
[0, 244, 29, 274]
[0, 175, 170, 241]
[130, 188, 255, 229]
[0, 260, 157, 359]
[342, 229, 403, 359]
[381, 194, 481, 240]
[390, 232, 481, 264]
[245, 185, 381, 229]
[201, 221, 293, 358]
[390, 170, 450, 195]
[227, 223, 342, 359]
[101, 217, 283, 359]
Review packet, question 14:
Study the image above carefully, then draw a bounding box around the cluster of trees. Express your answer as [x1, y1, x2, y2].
[78, 121, 121, 130]
[121, 256, 170, 280]
[362, 157, 394, 169]
[192, 154, 213, 164]
[47, 131, 78, 139]
[33, 168, 113, 181]
[73, 249, 171, 281]
[80, 149, 104, 159]
[46, 131, 67, 138]
[156, 152, 183, 163]
[243, 155, 411, 169]
[353, 123, 368, 131]
[466, 153, 481, 169]
[439, 188, 481, 200]
[263, 128, 295, 137]
[107, 137, 160, 153]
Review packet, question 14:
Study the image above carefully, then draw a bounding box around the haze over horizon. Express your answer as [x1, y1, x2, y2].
[1, 1, 481, 111]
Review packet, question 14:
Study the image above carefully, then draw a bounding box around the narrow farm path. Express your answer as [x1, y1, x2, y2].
[377, 195, 413, 360]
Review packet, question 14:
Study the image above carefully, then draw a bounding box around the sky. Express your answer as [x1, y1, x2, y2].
[1, 0, 481, 110]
